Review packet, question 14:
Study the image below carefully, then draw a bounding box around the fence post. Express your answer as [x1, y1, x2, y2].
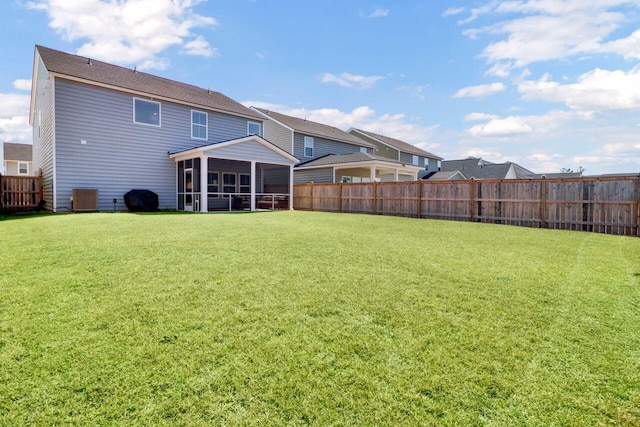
[0, 173, 3, 213]
[636, 181, 640, 236]
[469, 178, 476, 222]
[310, 182, 314, 211]
[540, 176, 547, 229]
[417, 180, 423, 219]
[338, 182, 343, 213]
[373, 181, 378, 215]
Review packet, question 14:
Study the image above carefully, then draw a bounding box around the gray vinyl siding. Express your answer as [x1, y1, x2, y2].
[262, 119, 293, 154]
[294, 168, 334, 184]
[351, 133, 399, 160]
[53, 78, 258, 211]
[32, 55, 55, 210]
[293, 133, 363, 161]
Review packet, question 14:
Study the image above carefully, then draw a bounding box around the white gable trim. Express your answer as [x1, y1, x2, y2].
[250, 107, 295, 132]
[169, 135, 299, 164]
[296, 159, 424, 172]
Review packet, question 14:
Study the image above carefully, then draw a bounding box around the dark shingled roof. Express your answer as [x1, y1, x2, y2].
[296, 152, 413, 168]
[36, 45, 262, 120]
[441, 157, 535, 179]
[254, 108, 375, 148]
[349, 128, 443, 160]
[3, 142, 32, 162]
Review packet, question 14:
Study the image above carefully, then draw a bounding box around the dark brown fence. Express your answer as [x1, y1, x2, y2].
[294, 175, 640, 236]
[0, 172, 44, 213]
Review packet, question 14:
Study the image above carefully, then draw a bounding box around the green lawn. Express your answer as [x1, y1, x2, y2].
[1, 211, 639, 425]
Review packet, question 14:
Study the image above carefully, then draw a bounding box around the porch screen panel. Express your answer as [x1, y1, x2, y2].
[193, 158, 201, 193]
[178, 161, 184, 210]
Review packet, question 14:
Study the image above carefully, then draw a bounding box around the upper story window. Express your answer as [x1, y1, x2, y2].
[360, 147, 368, 154]
[19, 162, 29, 175]
[412, 155, 420, 166]
[248, 121, 262, 136]
[424, 158, 430, 170]
[192, 110, 208, 140]
[304, 136, 314, 158]
[134, 98, 161, 126]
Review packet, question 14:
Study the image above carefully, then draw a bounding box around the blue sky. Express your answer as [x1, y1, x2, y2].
[1, 0, 639, 175]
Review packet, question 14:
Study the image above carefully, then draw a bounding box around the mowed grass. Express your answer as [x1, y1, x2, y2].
[1, 211, 639, 426]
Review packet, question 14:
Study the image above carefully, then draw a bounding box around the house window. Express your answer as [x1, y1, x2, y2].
[412, 155, 420, 166]
[341, 176, 351, 183]
[360, 147, 368, 154]
[133, 98, 161, 126]
[304, 136, 314, 157]
[424, 158, 429, 170]
[19, 162, 29, 175]
[223, 173, 236, 193]
[208, 171, 219, 198]
[437, 160, 442, 171]
[239, 174, 251, 193]
[248, 121, 262, 136]
[192, 110, 208, 140]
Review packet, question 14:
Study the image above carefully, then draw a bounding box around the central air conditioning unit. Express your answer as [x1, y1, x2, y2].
[72, 188, 98, 212]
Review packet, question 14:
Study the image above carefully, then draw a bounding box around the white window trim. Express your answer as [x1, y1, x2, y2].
[133, 97, 161, 127]
[191, 109, 208, 140]
[207, 170, 220, 198]
[247, 121, 262, 136]
[222, 172, 237, 193]
[304, 136, 314, 158]
[239, 173, 251, 193]
[18, 162, 29, 175]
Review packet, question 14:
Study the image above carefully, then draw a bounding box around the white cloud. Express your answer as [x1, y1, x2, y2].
[0, 93, 31, 144]
[27, 0, 218, 69]
[519, 67, 640, 113]
[442, 7, 465, 17]
[453, 82, 505, 99]
[13, 79, 32, 91]
[464, 112, 499, 121]
[465, 110, 575, 138]
[182, 35, 218, 58]
[368, 8, 389, 18]
[244, 101, 438, 148]
[397, 84, 429, 100]
[321, 72, 383, 89]
[467, 116, 532, 137]
[460, 1, 640, 71]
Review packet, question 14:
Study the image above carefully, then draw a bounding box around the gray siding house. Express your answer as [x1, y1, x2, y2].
[347, 128, 443, 179]
[252, 108, 425, 183]
[30, 45, 297, 212]
[2, 142, 35, 176]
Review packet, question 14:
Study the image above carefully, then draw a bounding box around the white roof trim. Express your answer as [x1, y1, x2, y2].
[296, 159, 424, 171]
[250, 107, 295, 132]
[169, 135, 299, 163]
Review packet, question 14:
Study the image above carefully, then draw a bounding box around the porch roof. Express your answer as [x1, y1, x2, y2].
[295, 152, 424, 171]
[169, 135, 299, 165]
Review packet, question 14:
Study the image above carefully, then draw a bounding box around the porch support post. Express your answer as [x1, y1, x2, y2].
[370, 165, 376, 182]
[289, 165, 294, 210]
[200, 156, 208, 213]
[250, 161, 256, 211]
[394, 168, 399, 182]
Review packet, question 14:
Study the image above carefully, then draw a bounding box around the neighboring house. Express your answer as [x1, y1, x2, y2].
[2, 142, 35, 176]
[438, 157, 535, 180]
[31, 45, 297, 212]
[347, 128, 443, 178]
[438, 157, 585, 180]
[252, 108, 425, 183]
[426, 170, 467, 181]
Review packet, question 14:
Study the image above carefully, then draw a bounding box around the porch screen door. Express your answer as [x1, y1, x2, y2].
[184, 168, 193, 211]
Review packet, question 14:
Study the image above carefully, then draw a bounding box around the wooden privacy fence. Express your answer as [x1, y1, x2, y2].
[294, 175, 640, 236]
[0, 172, 44, 213]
